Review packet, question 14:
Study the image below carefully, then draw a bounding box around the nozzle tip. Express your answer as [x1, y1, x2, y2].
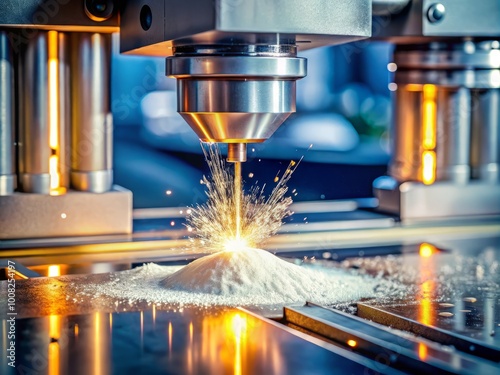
[227, 143, 247, 163]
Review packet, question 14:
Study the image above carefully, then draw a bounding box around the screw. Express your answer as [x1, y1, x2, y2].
[427, 3, 446, 23]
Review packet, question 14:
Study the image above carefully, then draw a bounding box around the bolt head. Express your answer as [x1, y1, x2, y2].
[427, 3, 446, 23]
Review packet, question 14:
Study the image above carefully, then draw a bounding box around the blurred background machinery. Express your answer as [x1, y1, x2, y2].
[0, 0, 499, 235]
[1, 2, 499, 374]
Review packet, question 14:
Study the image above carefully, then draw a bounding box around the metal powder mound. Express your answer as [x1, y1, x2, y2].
[77, 248, 408, 308]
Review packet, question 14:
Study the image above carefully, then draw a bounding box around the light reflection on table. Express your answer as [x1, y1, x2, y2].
[1, 307, 375, 375]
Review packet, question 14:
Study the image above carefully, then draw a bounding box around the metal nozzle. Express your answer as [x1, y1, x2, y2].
[227, 143, 247, 163]
[167, 44, 306, 154]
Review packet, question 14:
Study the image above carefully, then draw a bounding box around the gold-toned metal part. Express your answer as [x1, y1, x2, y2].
[227, 143, 247, 163]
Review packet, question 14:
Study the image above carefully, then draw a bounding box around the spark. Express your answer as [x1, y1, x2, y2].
[223, 238, 249, 252]
[187, 144, 301, 252]
[234, 161, 242, 239]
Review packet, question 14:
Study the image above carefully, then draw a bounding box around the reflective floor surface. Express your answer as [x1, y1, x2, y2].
[1, 230, 499, 374]
[0, 307, 394, 375]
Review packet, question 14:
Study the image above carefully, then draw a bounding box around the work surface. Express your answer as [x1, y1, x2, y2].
[1, 233, 499, 374]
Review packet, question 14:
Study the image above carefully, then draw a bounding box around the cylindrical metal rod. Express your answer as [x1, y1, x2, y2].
[167, 51, 305, 147]
[477, 89, 500, 183]
[57, 32, 70, 189]
[70, 33, 112, 193]
[443, 88, 472, 184]
[436, 87, 450, 182]
[18, 31, 51, 194]
[18, 31, 70, 194]
[389, 85, 423, 182]
[0, 30, 15, 195]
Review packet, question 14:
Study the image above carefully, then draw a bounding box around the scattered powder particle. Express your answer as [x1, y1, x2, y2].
[439, 303, 454, 308]
[78, 248, 392, 307]
[438, 312, 454, 317]
[463, 297, 477, 303]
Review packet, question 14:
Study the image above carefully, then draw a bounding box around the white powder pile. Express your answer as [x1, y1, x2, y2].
[78, 248, 403, 307]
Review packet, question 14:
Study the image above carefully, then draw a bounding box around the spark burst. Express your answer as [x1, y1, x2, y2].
[187, 144, 300, 251]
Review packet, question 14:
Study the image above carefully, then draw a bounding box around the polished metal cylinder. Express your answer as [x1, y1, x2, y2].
[435, 87, 450, 182]
[0, 30, 15, 195]
[18, 31, 70, 194]
[438, 88, 472, 184]
[476, 89, 500, 183]
[70, 33, 112, 193]
[58, 32, 71, 189]
[167, 48, 306, 161]
[178, 79, 295, 114]
[18, 32, 51, 194]
[177, 79, 295, 142]
[389, 85, 423, 182]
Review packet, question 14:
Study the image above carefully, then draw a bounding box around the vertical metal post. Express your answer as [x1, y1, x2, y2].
[442, 87, 471, 184]
[0, 30, 15, 195]
[435, 87, 450, 182]
[58, 32, 70, 189]
[70, 33, 112, 193]
[18, 32, 51, 194]
[478, 89, 500, 183]
[18, 31, 70, 194]
[389, 85, 423, 182]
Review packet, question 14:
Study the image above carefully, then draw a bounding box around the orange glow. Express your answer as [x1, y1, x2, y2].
[418, 238, 436, 328]
[419, 243, 437, 258]
[422, 84, 437, 149]
[50, 187, 67, 196]
[421, 84, 437, 185]
[418, 342, 428, 360]
[168, 322, 173, 354]
[49, 155, 60, 190]
[48, 31, 61, 193]
[109, 314, 113, 334]
[48, 31, 58, 150]
[232, 314, 246, 375]
[347, 339, 357, 348]
[74, 324, 79, 338]
[198, 311, 285, 375]
[405, 83, 423, 92]
[152, 305, 156, 327]
[48, 265, 61, 277]
[422, 151, 436, 185]
[49, 315, 61, 375]
[187, 321, 194, 374]
[94, 312, 102, 375]
[48, 342, 60, 375]
[49, 315, 61, 339]
[419, 280, 435, 326]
